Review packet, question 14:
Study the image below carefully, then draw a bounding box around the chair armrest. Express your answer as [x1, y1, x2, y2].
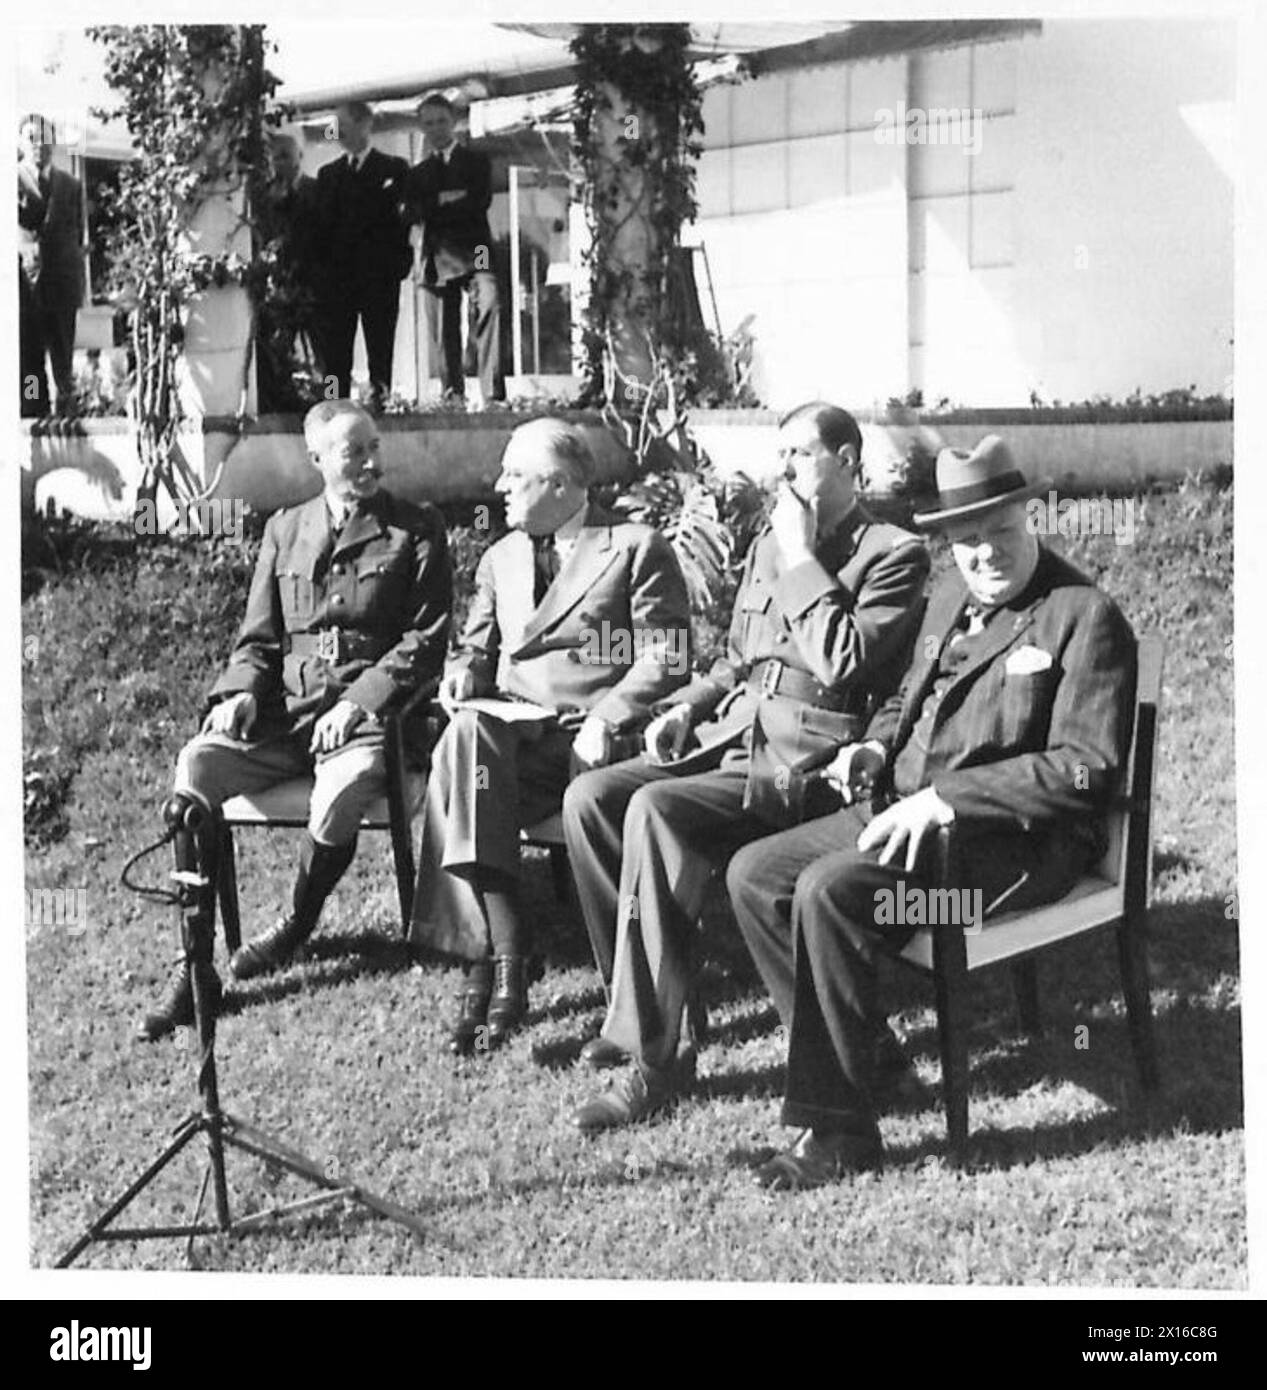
[932, 822, 960, 890]
[383, 677, 440, 781]
[385, 677, 441, 729]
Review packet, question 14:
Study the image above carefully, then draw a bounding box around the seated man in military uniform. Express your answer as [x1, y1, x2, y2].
[136, 399, 452, 1041]
[563, 402, 930, 1130]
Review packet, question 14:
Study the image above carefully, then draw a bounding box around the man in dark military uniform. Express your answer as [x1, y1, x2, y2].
[136, 399, 452, 1041]
[563, 402, 930, 1130]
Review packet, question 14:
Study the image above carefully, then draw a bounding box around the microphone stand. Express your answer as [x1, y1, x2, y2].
[57, 800, 425, 1267]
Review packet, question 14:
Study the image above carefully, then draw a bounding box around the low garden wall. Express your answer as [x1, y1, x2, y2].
[20, 409, 1233, 523]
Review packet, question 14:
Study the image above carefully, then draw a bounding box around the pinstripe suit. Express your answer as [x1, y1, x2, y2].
[728, 545, 1138, 1137]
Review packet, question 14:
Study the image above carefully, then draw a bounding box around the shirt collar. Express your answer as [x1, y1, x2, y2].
[325, 492, 351, 529]
[434, 139, 459, 164]
[551, 499, 589, 544]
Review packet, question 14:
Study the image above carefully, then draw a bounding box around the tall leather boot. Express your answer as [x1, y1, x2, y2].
[135, 793, 223, 1042]
[448, 958, 493, 1056]
[485, 954, 529, 1050]
[229, 833, 356, 981]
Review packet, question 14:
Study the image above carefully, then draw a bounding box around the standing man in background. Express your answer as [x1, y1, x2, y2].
[18, 113, 85, 417]
[405, 93, 504, 406]
[255, 133, 323, 413]
[314, 102, 411, 411]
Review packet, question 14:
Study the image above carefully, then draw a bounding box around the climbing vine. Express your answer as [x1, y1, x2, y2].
[570, 23, 705, 407]
[89, 24, 281, 513]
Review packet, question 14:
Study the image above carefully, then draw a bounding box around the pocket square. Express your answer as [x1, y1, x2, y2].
[1005, 644, 1053, 675]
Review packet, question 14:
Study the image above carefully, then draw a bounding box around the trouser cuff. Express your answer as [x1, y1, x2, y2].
[781, 1096, 880, 1141]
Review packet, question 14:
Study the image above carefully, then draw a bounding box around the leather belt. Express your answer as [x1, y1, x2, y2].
[288, 629, 384, 663]
[747, 658, 857, 714]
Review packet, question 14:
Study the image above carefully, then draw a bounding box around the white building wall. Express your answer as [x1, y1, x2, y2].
[690, 56, 909, 412]
[690, 19, 1233, 409]
[1008, 17, 1233, 405]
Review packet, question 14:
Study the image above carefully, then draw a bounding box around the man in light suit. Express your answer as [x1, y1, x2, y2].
[313, 102, 411, 408]
[404, 92, 503, 405]
[410, 418, 691, 1052]
[136, 400, 452, 1041]
[566, 403, 929, 1131]
[727, 436, 1138, 1188]
[18, 113, 85, 415]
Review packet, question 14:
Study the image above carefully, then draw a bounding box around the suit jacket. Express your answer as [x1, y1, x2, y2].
[257, 172, 321, 291]
[450, 503, 692, 734]
[404, 144, 494, 285]
[209, 488, 452, 746]
[868, 545, 1137, 856]
[314, 149, 412, 293]
[18, 164, 84, 303]
[665, 505, 929, 814]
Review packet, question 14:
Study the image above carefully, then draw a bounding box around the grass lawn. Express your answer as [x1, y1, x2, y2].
[23, 477, 1242, 1284]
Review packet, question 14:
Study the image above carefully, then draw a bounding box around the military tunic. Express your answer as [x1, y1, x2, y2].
[174, 488, 452, 844]
[561, 501, 930, 1067]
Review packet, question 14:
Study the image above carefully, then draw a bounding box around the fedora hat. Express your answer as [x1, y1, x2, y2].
[913, 435, 1050, 529]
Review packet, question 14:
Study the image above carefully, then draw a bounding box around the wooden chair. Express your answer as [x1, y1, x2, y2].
[898, 635, 1163, 1159]
[215, 687, 435, 949]
[520, 812, 572, 903]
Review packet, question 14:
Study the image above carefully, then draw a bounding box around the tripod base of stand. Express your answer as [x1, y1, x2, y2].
[56, 1107, 425, 1268]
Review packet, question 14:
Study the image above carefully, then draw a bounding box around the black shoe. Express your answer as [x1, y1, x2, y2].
[135, 961, 222, 1042]
[485, 954, 528, 1049]
[572, 1061, 676, 1132]
[753, 1129, 884, 1191]
[449, 961, 492, 1056]
[873, 1022, 924, 1106]
[579, 1036, 625, 1069]
[229, 915, 311, 981]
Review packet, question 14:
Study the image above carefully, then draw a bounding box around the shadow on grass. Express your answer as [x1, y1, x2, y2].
[220, 929, 412, 1015]
[181, 1152, 704, 1258]
[701, 895, 1241, 1170]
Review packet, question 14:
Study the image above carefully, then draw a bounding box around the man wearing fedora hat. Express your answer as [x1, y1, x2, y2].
[726, 434, 1138, 1189]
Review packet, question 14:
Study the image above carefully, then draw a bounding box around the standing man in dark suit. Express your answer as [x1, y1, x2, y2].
[18, 113, 85, 416]
[726, 436, 1138, 1188]
[410, 418, 691, 1052]
[565, 403, 929, 1132]
[255, 133, 323, 413]
[135, 400, 452, 1042]
[404, 93, 503, 406]
[314, 102, 411, 409]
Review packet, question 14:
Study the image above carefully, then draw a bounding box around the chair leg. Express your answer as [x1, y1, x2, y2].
[1116, 907, 1160, 1093]
[1012, 958, 1041, 1037]
[548, 844, 571, 904]
[388, 806, 417, 941]
[933, 925, 970, 1161]
[217, 824, 241, 954]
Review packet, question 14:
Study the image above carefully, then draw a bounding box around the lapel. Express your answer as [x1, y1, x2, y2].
[515, 504, 622, 652]
[816, 501, 870, 576]
[896, 578, 968, 745]
[331, 494, 388, 560]
[288, 496, 335, 578]
[926, 550, 1054, 733]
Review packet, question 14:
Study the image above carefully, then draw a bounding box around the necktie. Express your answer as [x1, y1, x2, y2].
[951, 600, 987, 647]
[532, 533, 559, 606]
